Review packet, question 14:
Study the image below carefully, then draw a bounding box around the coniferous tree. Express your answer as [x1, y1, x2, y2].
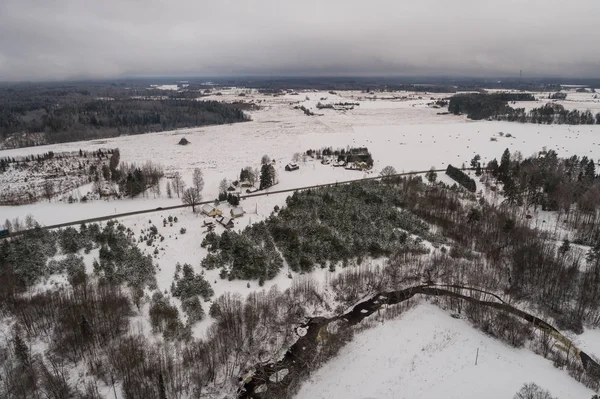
[260, 164, 273, 190]
[499, 149, 511, 183]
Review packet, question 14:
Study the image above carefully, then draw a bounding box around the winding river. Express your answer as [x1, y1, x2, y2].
[239, 284, 600, 398]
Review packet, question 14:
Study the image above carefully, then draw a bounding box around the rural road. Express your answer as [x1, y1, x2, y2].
[2, 168, 474, 238]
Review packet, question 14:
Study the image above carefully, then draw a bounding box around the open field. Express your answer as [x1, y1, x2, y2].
[2, 88, 600, 398]
[1, 89, 599, 226]
[295, 303, 596, 399]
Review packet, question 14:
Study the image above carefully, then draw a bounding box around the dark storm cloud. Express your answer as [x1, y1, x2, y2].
[1, 0, 599, 81]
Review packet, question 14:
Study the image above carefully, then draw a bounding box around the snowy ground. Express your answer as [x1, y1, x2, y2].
[577, 327, 600, 365]
[1, 89, 599, 226]
[294, 303, 597, 399]
[2, 89, 600, 396]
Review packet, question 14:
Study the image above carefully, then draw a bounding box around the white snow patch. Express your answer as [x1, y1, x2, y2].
[294, 303, 595, 399]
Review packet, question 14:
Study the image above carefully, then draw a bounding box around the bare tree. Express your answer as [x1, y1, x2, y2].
[182, 187, 202, 212]
[172, 172, 184, 198]
[253, 168, 260, 186]
[379, 166, 397, 183]
[43, 180, 55, 201]
[166, 181, 172, 198]
[219, 178, 229, 194]
[261, 155, 271, 165]
[513, 383, 556, 399]
[3, 218, 12, 231]
[246, 167, 257, 187]
[192, 168, 205, 194]
[24, 214, 37, 229]
[152, 180, 161, 198]
[12, 217, 21, 232]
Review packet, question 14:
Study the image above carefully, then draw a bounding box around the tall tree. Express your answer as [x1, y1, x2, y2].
[259, 164, 274, 190]
[182, 187, 202, 212]
[43, 180, 55, 202]
[499, 149, 511, 183]
[379, 165, 397, 183]
[172, 172, 184, 198]
[219, 178, 229, 194]
[166, 181, 172, 198]
[192, 168, 205, 194]
[109, 149, 120, 180]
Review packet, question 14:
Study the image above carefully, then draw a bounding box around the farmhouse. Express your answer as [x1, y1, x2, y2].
[201, 204, 222, 217]
[285, 162, 299, 171]
[230, 207, 245, 218]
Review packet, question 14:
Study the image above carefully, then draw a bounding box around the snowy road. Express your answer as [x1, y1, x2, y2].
[2, 168, 455, 238]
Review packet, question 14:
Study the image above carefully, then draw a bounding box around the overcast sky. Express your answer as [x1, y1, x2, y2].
[1, 0, 599, 82]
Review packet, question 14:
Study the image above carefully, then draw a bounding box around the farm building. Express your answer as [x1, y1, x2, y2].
[285, 162, 299, 171]
[201, 204, 222, 217]
[216, 215, 234, 229]
[230, 207, 245, 218]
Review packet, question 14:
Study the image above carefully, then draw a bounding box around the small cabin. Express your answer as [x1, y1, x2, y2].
[203, 219, 215, 227]
[285, 162, 299, 171]
[231, 207, 245, 218]
[201, 204, 222, 217]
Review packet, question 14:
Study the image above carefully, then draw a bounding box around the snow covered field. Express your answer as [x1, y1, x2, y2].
[295, 303, 597, 399]
[1, 89, 600, 226]
[2, 89, 600, 397]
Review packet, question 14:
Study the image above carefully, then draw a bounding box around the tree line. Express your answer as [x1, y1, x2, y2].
[1, 87, 251, 148]
[448, 92, 600, 125]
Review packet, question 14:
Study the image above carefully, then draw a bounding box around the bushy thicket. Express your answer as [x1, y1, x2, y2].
[93, 221, 157, 290]
[202, 182, 434, 281]
[445, 164, 476, 192]
[488, 149, 599, 245]
[513, 382, 556, 399]
[270, 183, 431, 271]
[202, 222, 283, 282]
[171, 263, 213, 322]
[0, 228, 57, 293]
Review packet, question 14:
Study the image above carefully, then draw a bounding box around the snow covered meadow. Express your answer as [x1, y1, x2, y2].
[2, 89, 599, 226]
[2, 87, 600, 398]
[295, 303, 597, 399]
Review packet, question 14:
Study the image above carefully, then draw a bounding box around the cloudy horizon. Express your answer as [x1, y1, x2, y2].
[1, 0, 599, 82]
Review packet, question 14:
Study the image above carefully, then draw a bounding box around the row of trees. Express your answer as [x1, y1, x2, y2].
[445, 164, 477, 192]
[506, 103, 600, 125]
